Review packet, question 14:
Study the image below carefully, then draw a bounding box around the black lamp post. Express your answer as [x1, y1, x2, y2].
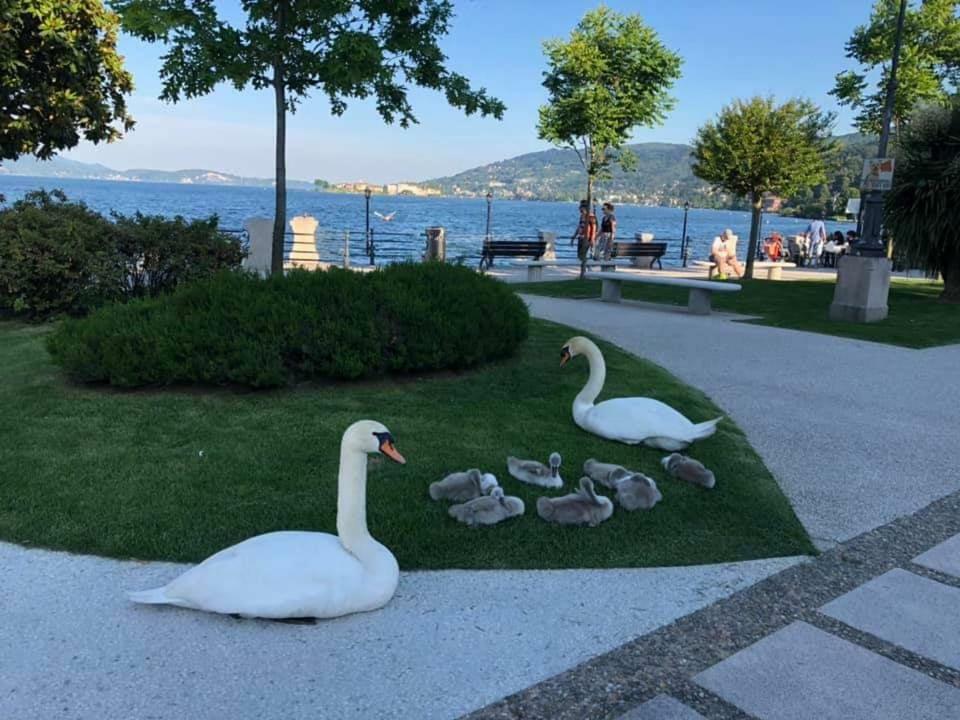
[856, 0, 907, 256]
[680, 201, 690, 267]
[485, 192, 493, 240]
[364, 187, 373, 265]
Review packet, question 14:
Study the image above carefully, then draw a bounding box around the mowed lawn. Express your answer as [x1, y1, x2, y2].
[513, 278, 959, 348]
[0, 319, 814, 569]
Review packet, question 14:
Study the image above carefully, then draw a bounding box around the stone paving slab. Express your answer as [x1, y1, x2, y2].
[694, 621, 960, 720]
[616, 694, 705, 720]
[913, 533, 960, 579]
[820, 568, 960, 671]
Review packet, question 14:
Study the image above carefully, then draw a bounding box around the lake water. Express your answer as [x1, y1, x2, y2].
[0, 175, 851, 267]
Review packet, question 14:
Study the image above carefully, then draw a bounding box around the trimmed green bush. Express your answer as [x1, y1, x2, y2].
[0, 191, 245, 319]
[47, 263, 530, 388]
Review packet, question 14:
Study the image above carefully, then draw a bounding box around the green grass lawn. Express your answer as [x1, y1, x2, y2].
[513, 278, 959, 349]
[0, 319, 813, 569]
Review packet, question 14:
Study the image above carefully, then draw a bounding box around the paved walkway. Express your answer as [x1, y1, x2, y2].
[524, 294, 960, 548]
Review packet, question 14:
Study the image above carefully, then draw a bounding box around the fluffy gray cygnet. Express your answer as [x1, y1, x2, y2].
[429, 468, 498, 501]
[448, 487, 525, 527]
[582, 458, 633, 489]
[507, 452, 563, 488]
[613, 473, 662, 510]
[536, 477, 614, 527]
[661, 453, 716, 489]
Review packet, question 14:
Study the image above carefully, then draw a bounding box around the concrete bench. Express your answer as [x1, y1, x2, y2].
[692, 260, 796, 281]
[594, 272, 741, 315]
[520, 259, 623, 281]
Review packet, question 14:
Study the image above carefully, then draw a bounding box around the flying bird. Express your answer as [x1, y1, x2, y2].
[374, 211, 397, 222]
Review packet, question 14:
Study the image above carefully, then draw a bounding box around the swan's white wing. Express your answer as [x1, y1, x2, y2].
[583, 397, 697, 444]
[160, 531, 367, 618]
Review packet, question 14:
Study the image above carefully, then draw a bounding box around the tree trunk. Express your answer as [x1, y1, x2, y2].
[941, 264, 960, 303]
[270, 2, 288, 276]
[745, 194, 762, 280]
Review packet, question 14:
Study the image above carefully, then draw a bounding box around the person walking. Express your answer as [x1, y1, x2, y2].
[570, 200, 597, 277]
[805, 218, 827, 267]
[595, 203, 617, 260]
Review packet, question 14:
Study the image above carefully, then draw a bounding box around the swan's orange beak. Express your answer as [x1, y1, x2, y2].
[380, 440, 406, 465]
[560, 346, 571, 368]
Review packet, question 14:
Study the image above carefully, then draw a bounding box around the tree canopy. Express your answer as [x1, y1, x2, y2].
[0, 0, 134, 163]
[113, 0, 505, 274]
[692, 97, 836, 277]
[537, 6, 682, 207]
[884, 99, 960, 302]
[831, 0, 960, 136]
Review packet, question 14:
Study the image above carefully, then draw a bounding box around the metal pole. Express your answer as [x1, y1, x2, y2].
[485, 192, 492, 240]
[856, 0, 907, 256]
[343, 230, 350, 269]
[364, 187, 373, 265]
[680, 201, 690, 267]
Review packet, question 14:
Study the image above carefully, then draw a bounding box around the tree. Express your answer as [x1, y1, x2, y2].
[831, 0, 960, 137]
[0, 1, 134, 163]
[884, 99, 960, 302]
[113, 0, 505, 275]
[537, 6, 682, 210]
[692, 97, 836, 278]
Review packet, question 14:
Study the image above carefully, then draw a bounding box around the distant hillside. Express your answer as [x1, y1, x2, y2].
[0, 156, 315, 190]
[425, 134, 878, 216]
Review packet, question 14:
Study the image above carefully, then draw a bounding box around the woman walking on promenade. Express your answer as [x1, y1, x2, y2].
[570, 200, 597, 277]
[595, 202, 617, 260]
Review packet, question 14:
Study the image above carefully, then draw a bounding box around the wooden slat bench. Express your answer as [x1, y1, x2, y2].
[610, 241, 668, 269]
[520, 259, 622, 281]
[593, 271, 741, 315]
[692, 260, 796, 281]
[479, 240, 547, 272]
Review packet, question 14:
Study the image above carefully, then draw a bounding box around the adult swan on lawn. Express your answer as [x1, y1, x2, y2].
[128, 420, 406, 620]
[560, 337, 721, 451]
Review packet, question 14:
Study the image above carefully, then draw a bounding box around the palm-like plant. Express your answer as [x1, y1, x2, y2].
[884, 99, 960, 303]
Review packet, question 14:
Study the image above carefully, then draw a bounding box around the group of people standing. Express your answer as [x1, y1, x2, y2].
[571, 200, 617, 261]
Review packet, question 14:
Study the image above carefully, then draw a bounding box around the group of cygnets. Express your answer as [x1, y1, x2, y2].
[428, 450, 715, 528]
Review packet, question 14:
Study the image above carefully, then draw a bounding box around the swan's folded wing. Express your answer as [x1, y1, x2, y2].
[587, 397, 696, 442]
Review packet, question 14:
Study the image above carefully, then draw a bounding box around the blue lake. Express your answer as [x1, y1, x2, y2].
[0, 175, 851, 266]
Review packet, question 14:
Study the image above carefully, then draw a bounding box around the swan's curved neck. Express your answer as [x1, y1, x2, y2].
[337, 442, 372, 554]
[575, 343, 606, 411]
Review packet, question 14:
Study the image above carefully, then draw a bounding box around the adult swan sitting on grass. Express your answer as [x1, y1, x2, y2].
[128, 420, 406, 620]
[560, 337, 721, 451]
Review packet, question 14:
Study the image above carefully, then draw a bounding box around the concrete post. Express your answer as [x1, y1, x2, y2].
[425, 227, 446, 262]
[242, 217, 273, 276]
[829, 255, 892, 322]
[288, 215, 320, 270]
[632, 232, 655, 267]
[539, 231, 557, 261]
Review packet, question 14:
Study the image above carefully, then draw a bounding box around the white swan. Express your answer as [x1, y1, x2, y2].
[128, 420, 406, 620]
[561, 336, 721, 451]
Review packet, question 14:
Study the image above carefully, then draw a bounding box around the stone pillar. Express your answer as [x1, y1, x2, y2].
[632, 232, 655, 267]
[829, 255, 892, 322]
[539, 231, 557, 261]
[242, 217, 274, 276]
[288, 215, 320, 270]
[424, 227, 446, 262]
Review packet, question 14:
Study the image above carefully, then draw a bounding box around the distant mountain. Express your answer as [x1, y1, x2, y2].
[424, 134, 878, 215]
[0, 156, 315, 190]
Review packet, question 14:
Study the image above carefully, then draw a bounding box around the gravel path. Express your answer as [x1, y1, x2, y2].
[523, 294, 960, 548]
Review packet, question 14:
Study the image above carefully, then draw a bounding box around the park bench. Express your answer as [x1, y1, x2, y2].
[610, 241, 668, 269]
[692, 259, 796, 281]
[479, 239, 547, 272]
[593, 271, 741, 315]
[520, 258, 622, 281]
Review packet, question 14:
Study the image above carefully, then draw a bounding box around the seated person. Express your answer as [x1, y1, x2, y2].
[762, 232, 784, 262]
[710, 228, 744, 279]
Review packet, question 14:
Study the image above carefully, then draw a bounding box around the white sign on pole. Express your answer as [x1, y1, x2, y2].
[861, 158, 895, 192]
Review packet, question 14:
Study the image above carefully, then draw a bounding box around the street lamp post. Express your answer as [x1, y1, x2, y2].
[680, 201, 690, 267]
[485, 192, 493, 240]
[364, 187, 373, 265]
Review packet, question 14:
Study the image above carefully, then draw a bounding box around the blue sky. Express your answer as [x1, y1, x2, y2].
[66, 0, 872, 183]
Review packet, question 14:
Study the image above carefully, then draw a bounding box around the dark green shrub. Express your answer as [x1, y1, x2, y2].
[48, 263, 530, 388]
[0, 190, 123, 318]
[0, 190, 245, 319]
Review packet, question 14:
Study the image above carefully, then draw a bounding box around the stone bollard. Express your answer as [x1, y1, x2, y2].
[424, 227, 446, 262]
[539, 231, 557, 261]
[242, 217, 274, 276]
[288, 215, 320, 270]
[632, 232, 655, 267]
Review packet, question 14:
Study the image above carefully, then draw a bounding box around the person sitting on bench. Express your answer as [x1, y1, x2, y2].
[710, 229, 744, 279]
[762, 232, 784, 262]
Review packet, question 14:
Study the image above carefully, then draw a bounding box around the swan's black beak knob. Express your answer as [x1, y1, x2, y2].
[560, 346, 571, 368]
[375, 432, 406, 464]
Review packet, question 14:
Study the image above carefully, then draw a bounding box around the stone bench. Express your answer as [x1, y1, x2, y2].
[520, 259, 624, 281]
[594, 271, 741, 315]
[692, 260, 796, 281]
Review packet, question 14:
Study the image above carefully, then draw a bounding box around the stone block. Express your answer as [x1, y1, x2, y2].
[913, 533, 960, 579]
[601, 278, 622, 303]
[242, 217, 273, 276]
[616, 694, 706, 720]
[829, 255, 892, 322]
[687, 288, 712, 315]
